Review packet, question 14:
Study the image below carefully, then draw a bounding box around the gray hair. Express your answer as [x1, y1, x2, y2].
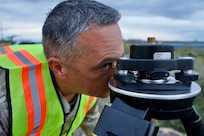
[42, 0, 121, 65]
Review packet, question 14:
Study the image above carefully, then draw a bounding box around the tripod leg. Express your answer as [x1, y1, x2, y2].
[94, 97, 159, 136]
[181, 106, 204, 136]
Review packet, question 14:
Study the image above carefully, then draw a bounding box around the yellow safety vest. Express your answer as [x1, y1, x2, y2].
[0, 45, 97, 136]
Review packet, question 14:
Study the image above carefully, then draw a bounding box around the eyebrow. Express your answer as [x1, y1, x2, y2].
[88, 47, 124, 68]
[95, 53, 125, 68]
[89, 57, 115, 69]
[100, 57, 117, 65]
[101, 53, 124, 63]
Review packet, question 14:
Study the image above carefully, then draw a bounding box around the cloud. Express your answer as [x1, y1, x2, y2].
[0, 0, 59, 41]
[100, 0, 204, 41]
[0, 0, 203, 41]
[119, 14, 204, 40]
[102, 0, 204, 19]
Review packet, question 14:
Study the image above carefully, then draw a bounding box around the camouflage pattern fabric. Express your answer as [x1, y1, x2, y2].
[0, 70, 8, 136]
[0, 107, 7, 136]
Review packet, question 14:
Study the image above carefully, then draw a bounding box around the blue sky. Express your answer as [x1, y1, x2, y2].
[0, 0, 204, 42]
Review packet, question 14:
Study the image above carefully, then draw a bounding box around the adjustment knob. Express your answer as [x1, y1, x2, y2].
[175, 71, 198, 82]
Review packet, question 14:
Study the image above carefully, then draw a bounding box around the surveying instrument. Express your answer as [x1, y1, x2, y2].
[94, 37, 204, 136]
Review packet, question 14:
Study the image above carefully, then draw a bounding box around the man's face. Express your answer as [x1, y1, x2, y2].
[64, 24, 124, 98]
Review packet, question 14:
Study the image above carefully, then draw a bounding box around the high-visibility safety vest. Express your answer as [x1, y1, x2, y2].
[0, 44, 97, 136]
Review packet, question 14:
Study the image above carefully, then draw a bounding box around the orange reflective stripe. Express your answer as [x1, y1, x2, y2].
[6, 50, 47, 135]
[4, 46, 13, 52]
[68, 95, 97, 135]
[21, 50, 46, 136]
[1, 45, 64, 136]
[84, 96, 96, 116]
[34, 64, 46, 136]
[7, 51, 35, 135]
[18, 50, 47, 136]
[23, 67, 35, 136]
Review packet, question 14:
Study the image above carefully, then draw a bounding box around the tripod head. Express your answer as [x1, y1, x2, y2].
[94, 37, 204, 136]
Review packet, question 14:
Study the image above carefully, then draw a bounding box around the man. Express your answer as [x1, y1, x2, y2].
[0, 0, 124, 136]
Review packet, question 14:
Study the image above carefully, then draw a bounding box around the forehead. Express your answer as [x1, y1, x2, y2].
[78, 24, 124, 56]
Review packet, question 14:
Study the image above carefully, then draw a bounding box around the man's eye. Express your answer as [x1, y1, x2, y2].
[102, 61, 117, 69]
[103, 63, 112, 68]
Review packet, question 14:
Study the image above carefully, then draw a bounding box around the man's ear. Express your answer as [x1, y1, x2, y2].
[48, 57, 66, 77]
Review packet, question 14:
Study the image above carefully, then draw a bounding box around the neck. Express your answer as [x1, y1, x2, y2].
[51, 71, 77, 103]
[63, 93, 77, 103]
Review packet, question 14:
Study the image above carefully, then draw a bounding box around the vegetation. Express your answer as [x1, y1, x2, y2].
[123, 40, 204, 134]
[0, 40, 10, 47]
[1, 39, 204, 134]
[158, 46, 204, 133]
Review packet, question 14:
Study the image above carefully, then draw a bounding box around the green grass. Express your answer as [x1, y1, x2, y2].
[117, 44, 204, 134]
[1, 41, 204, 134]
[100, 45, 204, 134]
[157, 47, 204, 133]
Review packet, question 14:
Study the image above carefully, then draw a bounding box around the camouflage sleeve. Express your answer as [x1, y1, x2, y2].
[79, 99, 102, 136]
[0, 109, 8, 136]
[0, 69, 9, 136]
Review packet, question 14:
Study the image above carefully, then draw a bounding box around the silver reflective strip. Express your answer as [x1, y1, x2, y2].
[0, 48, 7, 54]
[14, 51, 41, 134]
